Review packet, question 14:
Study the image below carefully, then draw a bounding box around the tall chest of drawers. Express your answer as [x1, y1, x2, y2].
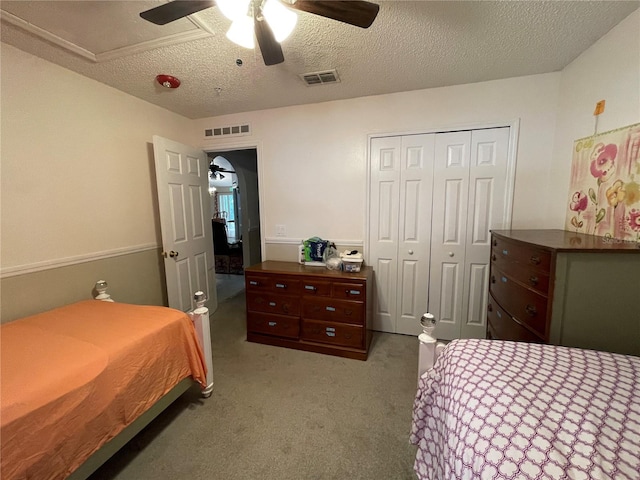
[487, 229, 639, 356]
[245, 261, 373, 360]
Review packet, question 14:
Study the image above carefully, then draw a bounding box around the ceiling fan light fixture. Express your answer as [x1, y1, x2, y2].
[262, 0, 298, 42]
[227, 15, 255, 49]
[217, 0, 251, 21]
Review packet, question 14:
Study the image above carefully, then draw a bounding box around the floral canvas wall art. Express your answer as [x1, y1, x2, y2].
[566, 123, 640, 242]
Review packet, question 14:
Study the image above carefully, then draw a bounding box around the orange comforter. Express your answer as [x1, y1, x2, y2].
[1, 300, 207, 480]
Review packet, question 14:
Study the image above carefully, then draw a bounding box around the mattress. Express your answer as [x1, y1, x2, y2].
[410, 339, 640, 479]
[1, 300, 207, 480]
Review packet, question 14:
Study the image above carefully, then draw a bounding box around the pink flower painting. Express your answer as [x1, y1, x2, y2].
[566, 124, 640, 242]
[589, 143, 617, 184]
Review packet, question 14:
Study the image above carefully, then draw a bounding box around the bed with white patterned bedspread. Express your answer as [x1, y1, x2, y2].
[410, 339, 640, 480]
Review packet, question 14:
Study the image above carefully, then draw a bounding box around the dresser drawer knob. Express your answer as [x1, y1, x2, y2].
[525, 304, 537, 316]
[493, 239, 498, 246]
[530, 255, 541, 265]
[501, 276, 508, 283]
[529, 276, 539, 286]
[249, 280, 259, 286]
[326, 327, 336, 337]
[487, 304, 493, 312]
[502, 249, 509, 255]
[491, 254, 497, 261]
[346, 289, 361, 295]
[268, 321, 277, 327]
[275, 283, 287, 289]
[491, 275, 496, 284]
[304, 285, 317, 291]
[326, 306, 336, 312]
[269, 301, 276, 307]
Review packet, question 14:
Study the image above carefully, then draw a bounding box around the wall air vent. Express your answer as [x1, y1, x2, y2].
[299, 69, 341, 86]
[204, 123, 251, 139]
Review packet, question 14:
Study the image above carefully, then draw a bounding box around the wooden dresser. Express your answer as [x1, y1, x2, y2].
[245, 261, 373, 360]
[487, 229, 639, 356]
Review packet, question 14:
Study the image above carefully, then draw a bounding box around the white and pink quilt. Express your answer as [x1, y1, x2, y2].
[410, 339, 640, 479]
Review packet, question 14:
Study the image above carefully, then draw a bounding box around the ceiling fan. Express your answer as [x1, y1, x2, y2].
[139, 0, 380, 66]
[209, 162, 236, 179]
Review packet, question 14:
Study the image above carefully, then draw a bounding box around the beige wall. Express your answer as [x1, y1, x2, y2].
[0, 44, 196, 320]
[2, 8, 638, 320]
[548, 9, 640, 227]
[196, 73, 562, 256]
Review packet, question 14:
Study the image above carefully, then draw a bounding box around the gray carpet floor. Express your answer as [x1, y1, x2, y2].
[90, 291, 420, 480]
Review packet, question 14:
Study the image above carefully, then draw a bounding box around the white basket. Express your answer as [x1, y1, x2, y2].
[342, 257, 363, 272]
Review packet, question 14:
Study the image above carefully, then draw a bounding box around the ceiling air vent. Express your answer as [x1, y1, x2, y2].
[299, 69, 340, 86]
[204, 123, 251, 139]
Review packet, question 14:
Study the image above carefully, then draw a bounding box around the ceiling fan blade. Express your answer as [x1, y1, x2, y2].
[140, 0, 216, 25]
[288, 0, 379, 29]
[255, 17, 285, 66]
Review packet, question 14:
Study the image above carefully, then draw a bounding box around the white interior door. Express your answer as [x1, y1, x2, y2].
[429, 128, 510, 340]
[369, 134, 434, 334]
[152, 135, 217, 313]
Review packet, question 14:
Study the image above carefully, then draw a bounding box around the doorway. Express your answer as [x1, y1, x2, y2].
[207, 148, 262, 302]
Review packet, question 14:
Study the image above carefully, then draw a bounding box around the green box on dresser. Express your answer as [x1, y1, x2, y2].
[488, 229, 639, 356]
[245, 261, 374, 360]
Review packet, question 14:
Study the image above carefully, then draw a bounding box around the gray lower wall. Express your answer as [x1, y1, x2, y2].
[1, 248, 167, 323]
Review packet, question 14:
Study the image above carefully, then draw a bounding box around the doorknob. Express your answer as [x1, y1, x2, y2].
[448, 252, 454, 257]
[163, 250, 179, 258]
[408, 250, 414, 255]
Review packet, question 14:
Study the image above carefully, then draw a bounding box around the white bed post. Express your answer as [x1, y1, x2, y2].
[418, 313, 446, 380]
[189, 291, 214, 398]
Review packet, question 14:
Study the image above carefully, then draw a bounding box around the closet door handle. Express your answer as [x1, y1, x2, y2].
[408, 250, 414, 255]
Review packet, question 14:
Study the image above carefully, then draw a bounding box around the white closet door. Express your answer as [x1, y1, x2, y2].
[429, 131, 472, 340]
[429, 128, 511, 340]
[369, 136, 402, 332]
[369, 134, 434, 334]
[460, 127, 511, 338]
[395, 134, 435, 335]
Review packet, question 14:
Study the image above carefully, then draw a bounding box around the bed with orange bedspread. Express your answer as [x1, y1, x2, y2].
[1, 300, 208, 480]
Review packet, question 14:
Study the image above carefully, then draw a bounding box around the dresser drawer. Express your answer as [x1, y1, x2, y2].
[490, 268, 548, 338]
[492, 236, 551, 273]
[300, 278, 332, 297]
[246, 274, 301, 294]
[301, 319, 364, 349]
[487, 294, 543, 343]
[302, 297, 364, 325]
[247, 293, 300, 316]
[332, 282, 366, 301]
[247, 312, 299, 339]
[491, 253, 550, 295]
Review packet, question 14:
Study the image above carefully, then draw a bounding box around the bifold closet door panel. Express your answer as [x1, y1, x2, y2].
[460, 127, 510, 338]
[429, 128, 511, 340]
[395, 134, 435, 336]
[368, 134, 434, 334]
[428, 131, 472, 340]
[369, 136, 402, 333]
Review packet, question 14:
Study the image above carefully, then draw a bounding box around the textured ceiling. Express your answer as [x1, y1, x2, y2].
[2, 1, 638, 119]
